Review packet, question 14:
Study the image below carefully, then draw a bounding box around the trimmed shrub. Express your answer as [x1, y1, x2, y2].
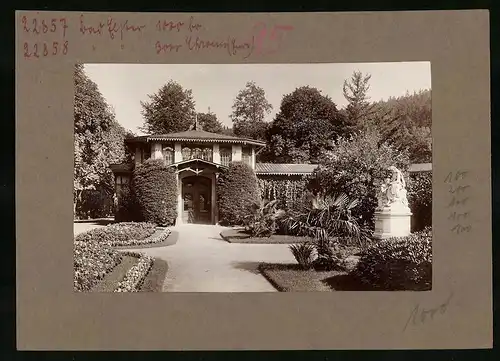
[352, 227, 432, 290]
[133, 159, 178, 226]
[217, 161, 261, 226]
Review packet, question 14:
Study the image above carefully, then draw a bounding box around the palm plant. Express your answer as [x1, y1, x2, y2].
[282, 193, 370, 247]
[289, 242, 316, 270]
[244, 199, 286, 238]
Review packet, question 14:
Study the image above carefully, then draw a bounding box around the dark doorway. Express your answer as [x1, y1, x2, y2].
[182, 176, 212, 224]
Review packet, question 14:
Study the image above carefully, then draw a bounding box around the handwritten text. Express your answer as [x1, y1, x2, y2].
[445, 170, 472, 235]
[80, 14, 146, 42]
[23, 41, 68, 59]
[403, 291, 454, 332]
[21, 15, 68, 38]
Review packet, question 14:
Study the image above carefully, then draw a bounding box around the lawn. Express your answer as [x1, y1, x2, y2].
[139, 258, 169, 292]
[259, 263, 374, 292]
[91, 255, 139, 292]
[220, 228, 310, 244]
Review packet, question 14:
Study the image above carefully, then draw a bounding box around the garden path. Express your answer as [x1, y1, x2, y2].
[135, 224, 297, 292]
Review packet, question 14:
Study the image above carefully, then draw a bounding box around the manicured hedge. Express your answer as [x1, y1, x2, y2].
[352, 228, 432, 290]
[217, 161, 261, 226]
[133, 159, 178, 226]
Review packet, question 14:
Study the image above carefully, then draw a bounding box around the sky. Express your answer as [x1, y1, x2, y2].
[84, 62, 431, 135]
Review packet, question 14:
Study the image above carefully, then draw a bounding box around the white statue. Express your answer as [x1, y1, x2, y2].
[376, 177, 391, 210]
[376, 166, 409, 210]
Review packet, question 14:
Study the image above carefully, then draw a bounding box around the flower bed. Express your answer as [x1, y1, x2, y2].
[74, 223, 170, 292]
[114, 252, 154, 292]
[75, 222, 157, 246]
[112, 228, 172, 247]
[74, 240, 122, 292]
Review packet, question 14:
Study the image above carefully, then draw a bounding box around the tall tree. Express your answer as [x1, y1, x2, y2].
[140, 80, 196, 134]
[342, 71, 375, 131]
[230, 81, 273, 140]
[196, 111, 224, 133]
[372, 89, 432, 163]
[261, 86, 347, 164]
[74, 64, 127, 215]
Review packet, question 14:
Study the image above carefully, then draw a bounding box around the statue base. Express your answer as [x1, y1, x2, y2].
[373, 206, 412, 240]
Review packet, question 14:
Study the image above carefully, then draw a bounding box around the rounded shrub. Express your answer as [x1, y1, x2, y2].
[352, 227, 432, 290]
[217, 161, 261, 226]
[133, 159, 178, 226]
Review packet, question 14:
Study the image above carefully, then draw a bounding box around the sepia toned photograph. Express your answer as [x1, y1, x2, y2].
[73, 62, 432, 293]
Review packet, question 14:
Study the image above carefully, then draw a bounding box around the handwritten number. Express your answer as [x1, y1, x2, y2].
[32, 19, 39, 34]
[43, 43, 48, 56]
[253, 23, 294, 55]
[52, 42, 58, 55]
[23, 43, 31, 58]
[60, 18, 68, 37]
[51, 19, 57, 32]
[32, 43, 39, 58]
[253, 22, 267, 55]
[63, 41, 68, 55]
[42, 20, 48, 33]
[22, 16, 30, 33]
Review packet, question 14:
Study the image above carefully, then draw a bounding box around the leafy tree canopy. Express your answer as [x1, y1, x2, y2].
[140, 80, 196, 134]
[261, 86, 347, 164]
[196, 111, 224, 134]
[230, 81, 273, 140]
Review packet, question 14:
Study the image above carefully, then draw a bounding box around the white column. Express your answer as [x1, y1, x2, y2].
[251, 146, 256, 169]
[214, 173, 219, 225]
[176, 172, 183, 225]
[134, 146, 141, 166]
[174, 142, 182, 163]
[213, 143, 220, 164]
[232, 144, 242, 162]
[211, 173, 216, 224]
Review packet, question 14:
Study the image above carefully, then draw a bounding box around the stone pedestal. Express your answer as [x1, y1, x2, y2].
[373, 206, 412, 240]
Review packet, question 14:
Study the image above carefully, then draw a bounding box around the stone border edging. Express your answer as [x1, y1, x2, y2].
[110, 228, 172, 247]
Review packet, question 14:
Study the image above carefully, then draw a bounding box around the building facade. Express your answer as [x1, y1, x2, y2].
[110, 125, 316, 226]
[109, 123, 432, 226]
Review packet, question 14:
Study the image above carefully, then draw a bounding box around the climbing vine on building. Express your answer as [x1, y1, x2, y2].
[257, 176, 309, 211]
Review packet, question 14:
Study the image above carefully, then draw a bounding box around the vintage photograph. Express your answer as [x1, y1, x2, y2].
[73, 62, 432, 293]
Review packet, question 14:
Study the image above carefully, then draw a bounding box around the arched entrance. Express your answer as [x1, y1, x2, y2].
[181, 175, 212, 224]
